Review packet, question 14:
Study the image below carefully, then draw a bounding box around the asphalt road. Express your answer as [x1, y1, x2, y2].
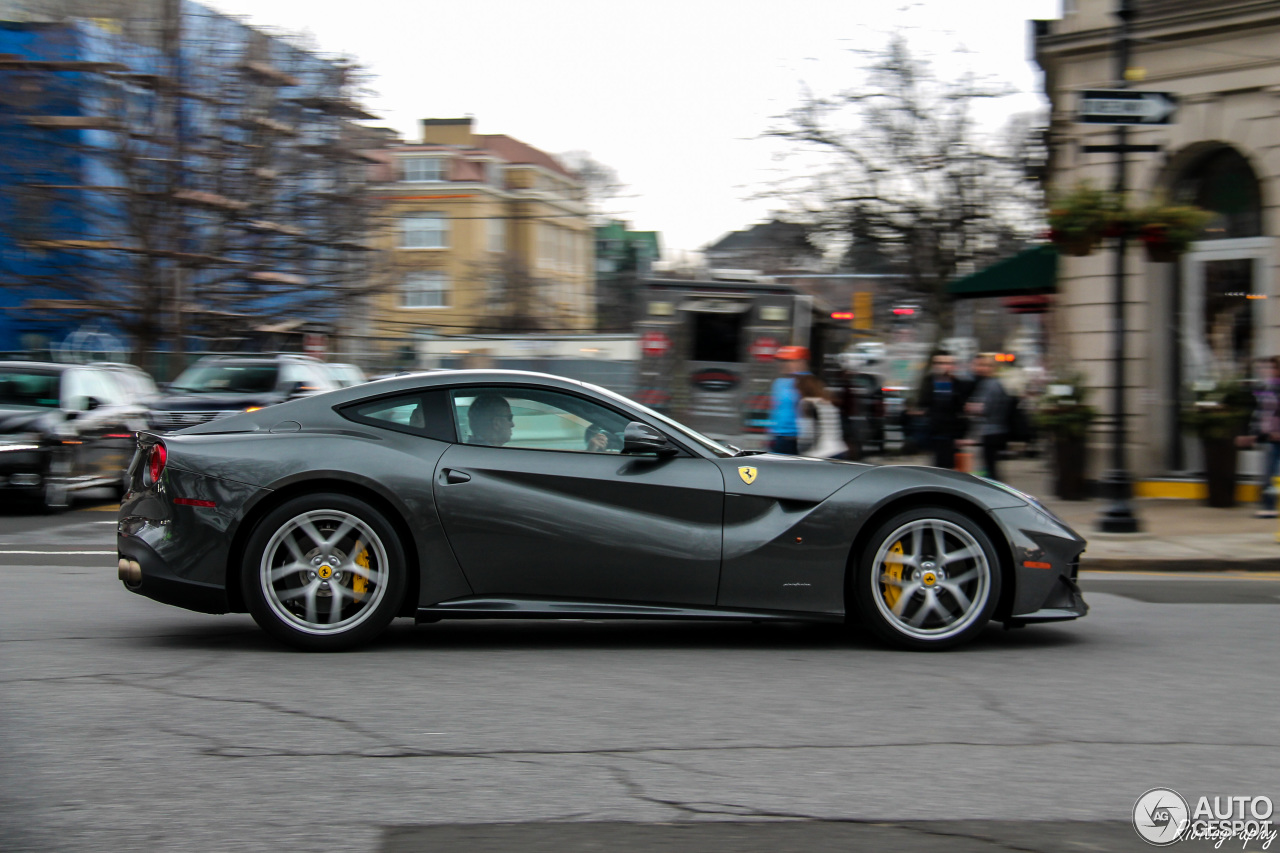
[1, 500, 1277, 853]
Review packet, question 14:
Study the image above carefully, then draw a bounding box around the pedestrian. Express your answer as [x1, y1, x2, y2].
[1239, 355, 1280, 518]
[964, 353, 1011, 480]
[796, 373, 848, 459]
[767, 345, 809, 454]
[912, 352, 972, 469]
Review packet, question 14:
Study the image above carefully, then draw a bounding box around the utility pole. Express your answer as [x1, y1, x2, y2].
[1095, 0, 1141, 533]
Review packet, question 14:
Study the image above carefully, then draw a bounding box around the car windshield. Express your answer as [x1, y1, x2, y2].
[0, 369, 61, 408]
[589, 382, 736, 458]
[170, 364, 278, 394]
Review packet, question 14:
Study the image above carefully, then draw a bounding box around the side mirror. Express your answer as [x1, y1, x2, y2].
[286, 382, 311, 400]
[84, 395, 102, 411]
[622, 422, 678, 457]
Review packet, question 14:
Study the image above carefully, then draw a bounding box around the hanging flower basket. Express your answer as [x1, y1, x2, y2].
[1133, 204, 1213, 264]
[1046, 183, 1123, 258]
[1051, 231, 1099, 257]
[1142, 235, 1180, 263]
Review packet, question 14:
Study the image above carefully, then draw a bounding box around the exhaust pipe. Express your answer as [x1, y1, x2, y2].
[117, 558, 142, 586]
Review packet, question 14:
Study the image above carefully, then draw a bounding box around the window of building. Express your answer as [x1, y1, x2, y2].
[403, 271, 449, 308]
[401, 214, 448, 249]
[402, 157, 447, 183]
[488, 216, 506, 253]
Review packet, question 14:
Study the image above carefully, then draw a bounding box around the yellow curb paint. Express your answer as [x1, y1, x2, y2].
[1133, 480, 1260, 502]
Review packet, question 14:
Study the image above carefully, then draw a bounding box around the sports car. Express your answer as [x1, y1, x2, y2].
[116, 370, 1087, 651]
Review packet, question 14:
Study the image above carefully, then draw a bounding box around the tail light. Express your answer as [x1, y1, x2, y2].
[143, 442, 167, 487]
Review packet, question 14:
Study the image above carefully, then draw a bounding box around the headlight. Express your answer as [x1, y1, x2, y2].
[0, 432, 43, 451]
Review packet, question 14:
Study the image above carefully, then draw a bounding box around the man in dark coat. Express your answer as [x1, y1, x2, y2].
[914, 353, 973, 469]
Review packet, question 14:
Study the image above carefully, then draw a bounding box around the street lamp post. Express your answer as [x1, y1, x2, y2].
[1095, 0, 1141, 533]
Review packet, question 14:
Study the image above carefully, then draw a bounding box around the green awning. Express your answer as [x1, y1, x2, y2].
[947, 244, 1058, 299]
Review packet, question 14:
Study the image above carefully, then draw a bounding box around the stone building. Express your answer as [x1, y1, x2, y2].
[1034, 0, 1279, 480]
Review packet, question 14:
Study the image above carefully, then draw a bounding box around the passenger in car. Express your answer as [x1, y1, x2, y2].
[466, 395, 514, 446]
[584, 424, 618, 452]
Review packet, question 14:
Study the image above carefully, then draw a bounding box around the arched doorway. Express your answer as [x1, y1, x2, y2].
[1172, 144, 1266, 379]
[1163, 143, 1269, 471]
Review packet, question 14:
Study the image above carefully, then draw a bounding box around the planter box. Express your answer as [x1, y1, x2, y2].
[1201, 437, 1239, 508]
[1052, 435, 1088, 500]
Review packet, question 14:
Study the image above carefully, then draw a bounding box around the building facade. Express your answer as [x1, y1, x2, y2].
[0, 2, 379, 370]
[367, 118, 594, 363]
[594, 219, 660, 332]
[1034, 0, 1279, 478]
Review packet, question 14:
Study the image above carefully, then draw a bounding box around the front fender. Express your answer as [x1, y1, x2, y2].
[715, 463, 1029, 615]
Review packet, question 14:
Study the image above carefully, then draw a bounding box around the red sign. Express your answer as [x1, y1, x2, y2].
[303, 333, 327, 356]
[640, 331, 671, 358]
[750, 336, 779, 362]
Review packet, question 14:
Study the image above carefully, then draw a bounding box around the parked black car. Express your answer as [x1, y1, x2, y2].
[0, 361, 149, 510]
[146, 354, 339, 432]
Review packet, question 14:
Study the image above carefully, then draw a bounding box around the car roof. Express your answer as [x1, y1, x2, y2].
[0, 360, 71, 373]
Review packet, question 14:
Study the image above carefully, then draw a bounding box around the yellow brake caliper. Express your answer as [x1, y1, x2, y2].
[882, 540, 905, 610]
[353, 546, 370, 602]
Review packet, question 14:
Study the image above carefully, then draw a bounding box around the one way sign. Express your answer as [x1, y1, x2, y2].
[1077, 89, 1179, 125]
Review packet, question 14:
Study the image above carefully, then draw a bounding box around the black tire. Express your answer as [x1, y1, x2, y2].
[851, 506, 1001, 651]
[36, 450, 71, 514]
[242, 493, 407, 651]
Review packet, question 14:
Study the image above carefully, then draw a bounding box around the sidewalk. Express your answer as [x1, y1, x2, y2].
[880, 453, 1280, 572]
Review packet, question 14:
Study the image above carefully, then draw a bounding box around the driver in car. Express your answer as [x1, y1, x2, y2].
[467, 395, 514, 446]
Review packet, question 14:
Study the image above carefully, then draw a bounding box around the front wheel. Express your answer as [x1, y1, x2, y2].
[851, 506, 1001, 650]
[242, 494, 407, 651]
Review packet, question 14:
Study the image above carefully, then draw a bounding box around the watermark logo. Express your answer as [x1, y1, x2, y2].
[1133, 789, 1276, 848]
[1134, 788, 1190, 846]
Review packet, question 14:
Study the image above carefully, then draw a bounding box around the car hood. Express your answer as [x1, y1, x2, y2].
[0, 406, 60, 434]
[150, 392, 284, 411]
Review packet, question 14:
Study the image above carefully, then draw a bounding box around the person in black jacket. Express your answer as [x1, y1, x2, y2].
[913, 353, 973, 469]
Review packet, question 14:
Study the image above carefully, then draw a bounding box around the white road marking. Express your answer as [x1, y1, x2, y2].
[0, 550, 116, 555]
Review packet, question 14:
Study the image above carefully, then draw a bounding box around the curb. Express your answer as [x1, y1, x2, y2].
[1079, 557, 1278, 573]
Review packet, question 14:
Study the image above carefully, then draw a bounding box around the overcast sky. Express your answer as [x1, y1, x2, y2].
[204, 0, 1061, 257]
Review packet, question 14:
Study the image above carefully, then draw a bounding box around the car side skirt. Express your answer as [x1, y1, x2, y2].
[417, 596, 844, 624]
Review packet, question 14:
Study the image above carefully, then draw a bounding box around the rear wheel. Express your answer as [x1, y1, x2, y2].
[38, 450, 71, 513]
[851, 506, 1001, 650]
[242, 493, 407, 651]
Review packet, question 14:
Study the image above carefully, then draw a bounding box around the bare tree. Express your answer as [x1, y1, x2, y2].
[765, 34, 1043, 329]
[0, 3, 389, 375]
[557, 150, 627, 219]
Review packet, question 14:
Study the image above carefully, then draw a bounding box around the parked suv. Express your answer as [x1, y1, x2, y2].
[0, 361, 150, 510]
[146, 354, 339, 432]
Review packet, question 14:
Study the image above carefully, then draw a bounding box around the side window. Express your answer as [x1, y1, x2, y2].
[341, 390, 453, 442]
[450, 388, 630, 453]
[303, 364, 336, 391]
[279, 363, 306, 389]
[61, 369, 91, 409]
[85, 370, 122, 405]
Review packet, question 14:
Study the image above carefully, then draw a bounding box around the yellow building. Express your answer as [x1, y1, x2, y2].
[368, 118, 595, 363]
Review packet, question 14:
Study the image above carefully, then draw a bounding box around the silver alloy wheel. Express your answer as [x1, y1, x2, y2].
[259, 508, 390, 636]
[870, 517, 992, 642]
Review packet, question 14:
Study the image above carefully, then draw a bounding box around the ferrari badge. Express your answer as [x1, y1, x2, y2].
[738, 466, 757, 485]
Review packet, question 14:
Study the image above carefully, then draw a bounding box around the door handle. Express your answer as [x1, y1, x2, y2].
[442, 468, 471, 484]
